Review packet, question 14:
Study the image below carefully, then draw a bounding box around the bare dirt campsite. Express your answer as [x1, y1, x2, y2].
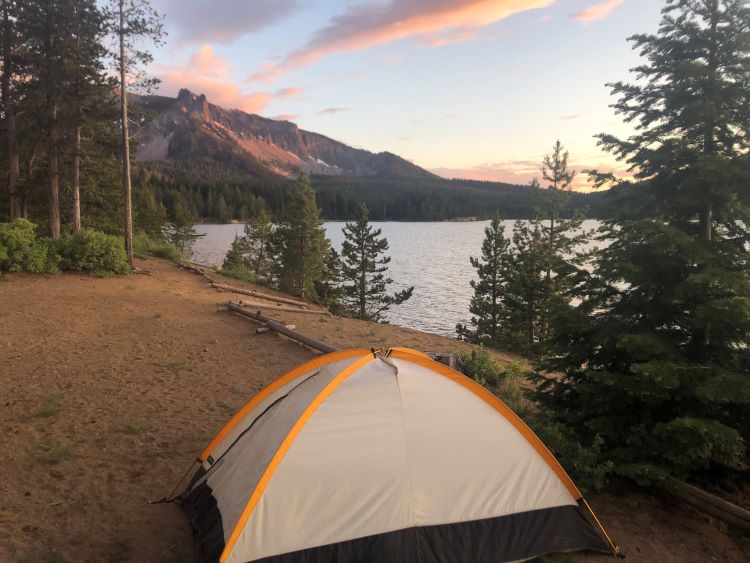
[1, 258, 748, 563]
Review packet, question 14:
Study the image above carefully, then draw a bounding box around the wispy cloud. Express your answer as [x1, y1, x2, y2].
[558, 113, 585, 121]
[271, 114, 299, 122]
[157, 45, 303, 114]
[152, 0, 300, 44]
[250, 0, 554, 82]
[319, 107, 349, 115]
[276, 87, 304, 99]
[571, 0, 624, 24]
[431, 157, 632, 191]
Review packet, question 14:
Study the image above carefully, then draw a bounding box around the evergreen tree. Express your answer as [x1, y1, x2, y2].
[457, 214, 511, 347]
[534, 0, 750, 483]
[105, 0, 164, 266]
[275, 174, 330, 300]
[134, 181, 166, 238]
[501, 220, 555, 353]
[222, 209, 275, 281]
[315, 247, 344, 314]
[163, 200, 202, 255]
[339, 204, 413, 321]
[66, 0, 111, 233]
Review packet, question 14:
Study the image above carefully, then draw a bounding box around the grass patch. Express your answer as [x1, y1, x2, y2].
[38, 442, 75, 465]
[35, 396, 63, 418]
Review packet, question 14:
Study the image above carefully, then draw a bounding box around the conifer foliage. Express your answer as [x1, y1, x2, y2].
[457, 214, 510, 347]
[275, 174, 331, 300]
[340, 204, 413, 321]
[223, 209, 276, 282]
[534, 0, 750, 483]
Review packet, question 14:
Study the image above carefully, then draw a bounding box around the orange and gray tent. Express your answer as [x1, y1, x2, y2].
[181, 348, 617, 562]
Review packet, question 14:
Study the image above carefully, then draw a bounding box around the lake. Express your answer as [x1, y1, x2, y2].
[190, 220, 601, 337]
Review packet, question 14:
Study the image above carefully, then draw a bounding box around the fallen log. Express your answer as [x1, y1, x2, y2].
[233, 299, 330, 316]
[212, 283, 308, 308]
[664, 478, 750, 532]
[226, 301, 339, 354]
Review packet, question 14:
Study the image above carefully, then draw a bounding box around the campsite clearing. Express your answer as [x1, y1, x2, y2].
[0, 257, 748, 562]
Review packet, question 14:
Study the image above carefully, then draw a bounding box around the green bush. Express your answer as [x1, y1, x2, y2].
[460, 346, 501, 386]
[133, 231, 182, 262]
[528, 418, 614, 493]
[0, 219, 58, 273]
[56, 229, 129, 275]
[460, 346, 530, 415]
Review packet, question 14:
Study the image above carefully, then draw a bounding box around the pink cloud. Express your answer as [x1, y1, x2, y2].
[276, 87, 304, 99]
[558, 113, 585, 120]
[251, 0, 554, 81]
[271, 114, 299, 122]
[157, 45, 301, 114]
[319, 107, 349, 115]
[431, 157, 632, 191]
[571, 0, 624, 24]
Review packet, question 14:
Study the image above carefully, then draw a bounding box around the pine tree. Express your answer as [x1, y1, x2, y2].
[222, 209, 275, 281]
[106, 0, 164, 266]
[66, 0, 111, 233]
[501, 220, 555, 352]
[1, 0, 22, 220]
[457, 214, 511, 347]
[534, 0, 750, 483]
[275, 175, 330, 300]
[164, 200, 202, 255]
[339, 204, 413, 321]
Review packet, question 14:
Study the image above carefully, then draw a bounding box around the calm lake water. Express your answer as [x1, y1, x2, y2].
[190, 220, 601, 337]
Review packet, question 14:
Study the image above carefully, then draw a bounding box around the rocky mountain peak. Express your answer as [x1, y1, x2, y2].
[134, 89, 437, 181]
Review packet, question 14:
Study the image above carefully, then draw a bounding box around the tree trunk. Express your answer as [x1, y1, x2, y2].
[1, 1, 20, 219]
[48, 100, 60, 239]
[359, 245, 366, 320]
[119, 0, 134, 267]
[701, 0, 719, 244]
[72, 124, 82, 232]
[6, 105, 20, 218]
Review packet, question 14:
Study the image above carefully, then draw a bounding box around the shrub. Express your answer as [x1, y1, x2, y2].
[56, 229, 129, 275]
[133, 231, 182, 262]
[0, 219, 58, 274]
[527, 418, 614, 493]
[460, 345, 501, 386]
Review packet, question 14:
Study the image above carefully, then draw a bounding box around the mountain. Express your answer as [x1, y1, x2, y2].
[133, 89, 436, 181]
[133, 88, 616, 222]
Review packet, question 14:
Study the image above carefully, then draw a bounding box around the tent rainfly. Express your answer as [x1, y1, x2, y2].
[181, 347, 618, 562]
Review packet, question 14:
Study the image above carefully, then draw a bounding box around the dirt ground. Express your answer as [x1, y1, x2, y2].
[0, 258, 747, 562]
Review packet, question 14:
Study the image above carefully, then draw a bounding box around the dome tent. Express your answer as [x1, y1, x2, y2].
[182, 347, 616, 562]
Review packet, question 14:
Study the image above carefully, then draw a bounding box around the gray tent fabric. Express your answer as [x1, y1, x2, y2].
[182, 348, 616, 562]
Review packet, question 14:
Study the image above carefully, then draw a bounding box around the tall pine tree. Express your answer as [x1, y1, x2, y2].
[339, 204, 413, 321]
[534, 0, 750, 483]
[275, 174, 330, 300]
[457, 214, 511, 347]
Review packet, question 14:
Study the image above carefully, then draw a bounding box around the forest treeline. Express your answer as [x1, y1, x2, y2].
[142, 165, 614, 223]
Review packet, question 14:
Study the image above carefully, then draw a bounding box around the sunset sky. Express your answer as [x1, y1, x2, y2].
[148, 0, 662, 189]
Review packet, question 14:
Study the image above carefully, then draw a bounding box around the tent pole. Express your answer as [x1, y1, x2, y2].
[581, 497, 621, 557]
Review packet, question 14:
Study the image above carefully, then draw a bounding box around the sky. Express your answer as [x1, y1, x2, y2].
[147, 0, 663, 189]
